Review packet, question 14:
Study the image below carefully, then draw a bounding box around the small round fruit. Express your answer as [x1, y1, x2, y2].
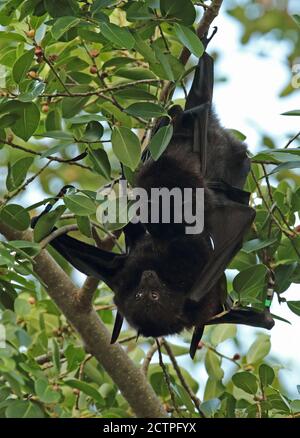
[26, 30, 35, 38]
[90, 65, 98, 74]
[42, 104, 49, 113]
[90, 49, 99, 58]
[34, 46, 43, 57]
[28, 297, 36, 305]
[7, 133, 14, 143]
[27, 70, 37, 79]
[232, 353, 241, 361]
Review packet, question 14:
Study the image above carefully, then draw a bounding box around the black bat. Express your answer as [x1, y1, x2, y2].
[32, 32, 274, 358]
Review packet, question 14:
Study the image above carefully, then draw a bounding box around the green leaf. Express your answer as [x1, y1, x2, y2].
[5, 400, 44, 418]
[40, 143, 72, 159]
[100, 22, 135, 49]
[293, 15, 300, 28]
[88, 148, 111, 180]
[91, 0, 116, 14]
[200, 398, 221, 417]
[259, 364, 275, 388]
[12, 49, 34, 83]
[232, 372, 258, 395]
[242, 238, 278, 254]
[75, 216, 91, 238]
[33, 205, 66, 243]
[64, 194, 96, 216]
[229, 129, 247, 141]
[40, 130, 74, 140]
[82, 121, 104, 142]
[210, 324, 237, 346]
[173, 24, 204, 58]
[44, 0, 80, 17]
[52, 339, 61, 373]
[111, 127, 141, 171]
[281, 110, 300, 116]
[246, 335, 271, 364]
[205, 350, 224, 380]
[291, 399, 300, 413]
[149, 124, 173, 160]
[0, 113, 19, 128]
[0, 204, 30, 231]
[51, 16, 80, 40]
[126, 2, 154, 21]
[64, 345, 85, 372]
[18, 81, 45, 102]
[233, 264, 267, 299]
[6, 157, 34, 191]
[125, 102, 167, 119]
[65, 379, 104, 405]
[14, 297, 31, 317]
[0, 31, 26, 42]
[115, 67, 157, 81]
[287, 301, 300, 316]
[160, 0, 196, 25]
[34, 378, 60, 404]
[268, 160, 300, 175]
[68, 114, 107, 124]
[1, 101, 40, 140]
[46, 109, 62, 131]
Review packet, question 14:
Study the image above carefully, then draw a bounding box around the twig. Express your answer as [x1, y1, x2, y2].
[142, 341, 159, 375]
[161, 339, 206, 418]
[95, 304, 116, 311]
[39, 224, 78, 249]
[284, 130, 300, 149]
[42, 53, 72, 96]
[261, 164, 297, 238]
[201, 341, 242, 368]
[35, 350, 64, 365]
[75, 354, 93, 410]
[2, 138, 92, 171]
[156, 338, 182, 418]
[41, 79, 161, 98]
[3, 161, 51, 205]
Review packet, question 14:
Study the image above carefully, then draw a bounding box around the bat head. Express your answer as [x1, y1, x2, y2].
[112, 233, 212, 339]
[115, 269, 187, 337]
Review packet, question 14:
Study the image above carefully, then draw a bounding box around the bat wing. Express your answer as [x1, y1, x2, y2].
[47, 231, 126, 289]
[182, 52, 214, 174]
[189, 201, 255, 302]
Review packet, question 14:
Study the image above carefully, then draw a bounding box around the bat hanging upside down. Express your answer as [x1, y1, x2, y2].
[32, 32, 274, 358]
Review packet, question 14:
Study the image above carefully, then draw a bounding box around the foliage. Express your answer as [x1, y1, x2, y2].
[0, 0, 299, 419]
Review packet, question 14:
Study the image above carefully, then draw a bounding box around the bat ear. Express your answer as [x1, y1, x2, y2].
[47, 231, 127, 290]
[190, 325, 204, 359]
[110, 311, 124, 344]
[189, 202, 255, 303]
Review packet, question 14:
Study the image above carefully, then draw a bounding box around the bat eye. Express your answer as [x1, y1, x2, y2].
[135, 292, 143, 301]
[150, 291, 160, 301]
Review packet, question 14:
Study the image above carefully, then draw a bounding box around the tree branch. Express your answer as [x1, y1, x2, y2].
[0, 223, 167, 418]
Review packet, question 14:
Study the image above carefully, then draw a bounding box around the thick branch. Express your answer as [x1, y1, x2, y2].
[0, 223, 166, 418]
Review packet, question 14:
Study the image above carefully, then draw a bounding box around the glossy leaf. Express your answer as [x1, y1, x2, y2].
[174, 24, 204, 58]
[111, 127, 141, 171]
[149, 124, 173, 160]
